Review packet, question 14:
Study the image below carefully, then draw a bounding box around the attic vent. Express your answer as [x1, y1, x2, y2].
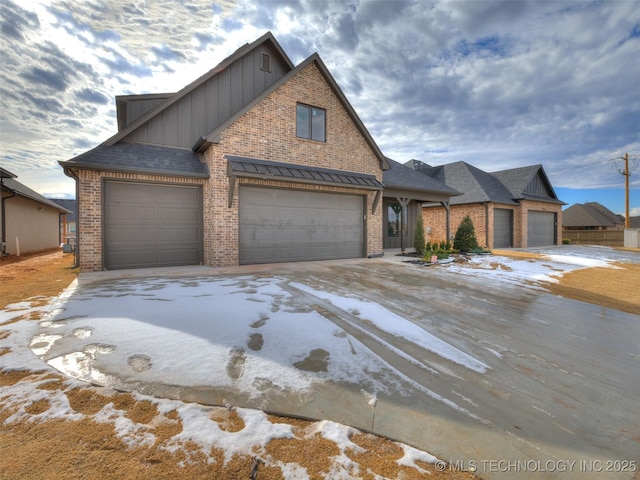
[260, 52, 271, 72]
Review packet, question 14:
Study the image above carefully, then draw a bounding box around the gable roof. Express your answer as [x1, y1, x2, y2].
[105, 32, 295, 147]
[60, 143, 209, 178]
[412, 161, 518, 205]
[196, 52, 389, 171]
[492, 164, 563, 204]
[383, 157, 460, 198]
[1, 177, 71, 213]
[562, 202, 624, 227]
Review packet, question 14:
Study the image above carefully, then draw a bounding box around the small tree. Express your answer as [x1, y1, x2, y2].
[413, 213, 426, 255]
[453, 215, 479, 252]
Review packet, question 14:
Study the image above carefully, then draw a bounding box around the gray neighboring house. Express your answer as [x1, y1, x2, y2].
[1, 168, 71, 256]
[562, 202, 625, 231]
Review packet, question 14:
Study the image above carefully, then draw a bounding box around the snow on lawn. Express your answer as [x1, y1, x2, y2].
[441, 253, 621, 286]
[1, 297, 443, 477]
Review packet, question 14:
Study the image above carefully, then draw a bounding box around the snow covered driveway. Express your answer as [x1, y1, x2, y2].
[30, 247, 640, 479]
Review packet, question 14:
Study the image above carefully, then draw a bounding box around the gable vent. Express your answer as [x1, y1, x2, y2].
[260, 52, 271, 72]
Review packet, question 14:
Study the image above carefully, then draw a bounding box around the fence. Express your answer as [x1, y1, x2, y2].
[562, 230, 624, 247]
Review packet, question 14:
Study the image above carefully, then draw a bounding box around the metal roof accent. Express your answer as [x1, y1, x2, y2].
[60, 143, 209, 179]
[226, 156, 384, 190]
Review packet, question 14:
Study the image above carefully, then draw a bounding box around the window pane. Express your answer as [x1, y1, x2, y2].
[387, 203, 402, 237]
[296, 104, 309, 138]
[311, 107, 325, 141]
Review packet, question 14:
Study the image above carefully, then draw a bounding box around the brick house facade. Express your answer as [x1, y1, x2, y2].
[60, 33, 392, 271]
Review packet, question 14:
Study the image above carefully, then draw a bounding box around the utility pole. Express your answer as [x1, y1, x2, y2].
[612, 153, 639, 228]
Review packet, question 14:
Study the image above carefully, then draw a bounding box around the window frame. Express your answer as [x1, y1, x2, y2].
[296, 103, 326, 142]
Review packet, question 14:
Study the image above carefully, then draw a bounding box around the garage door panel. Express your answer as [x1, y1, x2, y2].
[239, 187, 364, 264]
[104, 181, 202, 269]
[528, 211, 556, 247]
[494, 208, 513, 248]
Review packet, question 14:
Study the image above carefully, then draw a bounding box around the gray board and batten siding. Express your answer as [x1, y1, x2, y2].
[239, 186, 365, 265]
[121, 43, 290, 149]
[103, 181, 203, 270]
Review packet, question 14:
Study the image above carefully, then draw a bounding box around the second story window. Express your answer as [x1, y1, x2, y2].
[296, 104, 325, 142]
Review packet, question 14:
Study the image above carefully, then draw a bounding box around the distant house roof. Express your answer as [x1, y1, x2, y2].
[562, 202, 624, 228]
[383, 158, 460, 199]
[1, 177, 71, 213]
[60, 143, 209, 178]
[49, 199, 77, 222]
[226, 156, 384, 190]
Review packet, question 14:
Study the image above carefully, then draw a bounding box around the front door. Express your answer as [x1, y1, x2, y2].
[383, 198, 415, 249]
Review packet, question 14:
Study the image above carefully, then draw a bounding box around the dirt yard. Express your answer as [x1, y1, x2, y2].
[0, 251, 477, 480]
[492, 249, 640, 315]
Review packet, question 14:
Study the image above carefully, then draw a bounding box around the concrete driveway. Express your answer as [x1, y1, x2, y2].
[33, 246, 640, 479]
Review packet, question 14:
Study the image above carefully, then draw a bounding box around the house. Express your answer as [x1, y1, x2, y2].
[49, 198, 77, 246]
[60, 32, 458, 271]
[1, 167, 71, 256]
[562, 202, 625, 231]
[406, 160, 564, 248]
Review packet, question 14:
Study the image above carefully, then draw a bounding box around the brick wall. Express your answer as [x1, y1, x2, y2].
[202, 61, 384, 266]
[421, 200, 563, 249]
[422, 203, 489, 247]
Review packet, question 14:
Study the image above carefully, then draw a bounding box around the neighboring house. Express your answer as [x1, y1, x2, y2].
[406, 160, 565, 249]
[49, 198, 77, 245]
[60, 32, 458, 271]
[562, 202, 625, 231]
[1, 167, 71, 256]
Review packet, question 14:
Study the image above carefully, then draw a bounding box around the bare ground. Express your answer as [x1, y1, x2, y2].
[0, 251, 477, 480]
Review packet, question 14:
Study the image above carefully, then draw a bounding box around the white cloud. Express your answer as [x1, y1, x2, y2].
[1, 0, 638, 206]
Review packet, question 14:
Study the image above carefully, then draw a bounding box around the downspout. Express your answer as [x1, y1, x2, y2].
[67, 169, 80, 269]
[58, 212, 65, 246]
[1, 180, 16, 255]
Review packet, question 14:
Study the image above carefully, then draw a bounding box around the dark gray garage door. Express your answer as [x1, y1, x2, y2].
[528, 210, 556, 247]
[104, 181, 202, 269]
[494, 208, 513, 248]
[239, 187, 364, 264]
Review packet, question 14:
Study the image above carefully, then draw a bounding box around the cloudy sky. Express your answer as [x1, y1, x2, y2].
[1, 0, 639, 214]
